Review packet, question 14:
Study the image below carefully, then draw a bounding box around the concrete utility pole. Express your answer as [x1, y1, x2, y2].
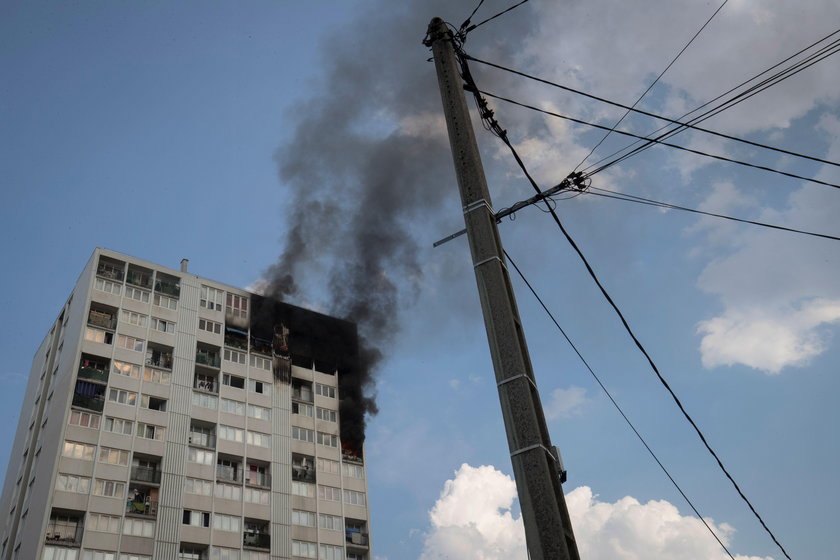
[427, 17, 581, 560]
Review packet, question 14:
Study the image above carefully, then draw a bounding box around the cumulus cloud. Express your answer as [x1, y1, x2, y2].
[419, 464, 773, 560]
[545, 385, 589, 419]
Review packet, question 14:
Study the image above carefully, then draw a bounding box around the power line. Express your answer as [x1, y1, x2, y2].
[460, 0, 530, 37]
[479, 90, 840, 191]
[450, 39, 794, 560]
[503, 249, 737, 560]
[466, 54, 840, 169]
[574, 0, 730, 172]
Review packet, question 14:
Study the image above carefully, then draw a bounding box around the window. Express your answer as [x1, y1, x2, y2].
[117, 335, 144, 352]
[153, 293, 178, 310]
[249, 355, 271, 370]
[291, 481, 314, 497]
[95, 277, 122, 295]
[179, 546, 207, 560]
[248, 379, 270, 395]
[220, 398, 245, 416]
[200, 285, 223, 311]
[192, 392, 218, 409]
[243, 487, 269, 505]
[218, 425, 244, 443]
[222, 373, 245, 389]
[246, 431, 270, 448]
[43, 547, 81, 560]
[120, 309, 148, 328]
[108, 388, 137, 406]
[140, 395, 167, 411]
[189, 424, 215, 447]
[93, 478, 125, 498]
[212, 513, 241, 532]
[292, 402, 313, 417]
[103, 417, 133, 435]
[342, 463, 365, 479]
[319, 544, 344, 560]
[113, 360, 141, 378]
[87, 513, 121, 533]
[291, 541, 317, 559]
[318, 485, 341, 502]
[225, 293, 248, 320]
[150, 317, 176, 334]
[119, 555, 151, 560]
[318, 513, 342, 531]
[182, 509, 210, 527]
[187, 448, 214, 465]
[209, 548, 240, 560]
[315, 383, 336, 398]
[214, 483, 242, 501]
[292, 510, 315, 527]
[124, 286, 150, 303]
[247, 404, 270, 421]
[143, 367, 170, 384]
[223, 349, 246, 365]
[292, 427, 314, 443]
[122, 517, 155, 537]
[137, 423, 165, 441]
[317, 432, 338, 448]
[317, 457, 340, 474]
[55, 474, 91, 494]
[98, 447, 129, 466]
[185, 477, 213, 496]
[316, 407, 337, 422]
[199, 318, 222, 335]
[62, 441, 96, 461]
[344, 489, 366, 506]
[85, 327, 113, 345]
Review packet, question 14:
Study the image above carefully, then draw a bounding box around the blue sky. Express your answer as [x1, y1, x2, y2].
[2, 1, 839, 559]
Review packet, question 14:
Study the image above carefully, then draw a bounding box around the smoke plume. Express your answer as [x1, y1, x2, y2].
[262, 1, 534, 448]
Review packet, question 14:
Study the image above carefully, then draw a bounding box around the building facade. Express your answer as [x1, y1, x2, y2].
[0, 249, 371, 560]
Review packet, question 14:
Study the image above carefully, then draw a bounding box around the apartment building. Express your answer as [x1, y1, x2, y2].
[0, 249, 371, 560]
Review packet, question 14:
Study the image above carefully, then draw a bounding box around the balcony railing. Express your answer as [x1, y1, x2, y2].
[88, 310, 116, 330]
[72, 393, 105, 412]
[196, 352, 220, 368]
[216, 465, 242, 483]
[189, 433, 216, 449]
[78, 366, 109, 384]
[346, 532, 369, 547]
[292, 467, 315, 483]
[146, 354, 173, 370]
[245, 472, 271, 488]
[292, 390, 313, 403]
[243, 532, 270, 549]
[155, 281, 180, 297]
[45, 524, 83, 546]
[126, 500, 158, 517]
[194, 379, 218, 393]
[130, 466, 161, 484]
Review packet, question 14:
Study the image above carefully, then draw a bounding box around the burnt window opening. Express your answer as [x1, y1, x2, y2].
[250, 336, 272, 356]
[291, 354, 312, 370]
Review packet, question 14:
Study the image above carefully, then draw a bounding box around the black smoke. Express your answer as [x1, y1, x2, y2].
[261, 0, 537, 452]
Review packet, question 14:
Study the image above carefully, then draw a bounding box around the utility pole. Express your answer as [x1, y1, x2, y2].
[426, 17, 581, 560]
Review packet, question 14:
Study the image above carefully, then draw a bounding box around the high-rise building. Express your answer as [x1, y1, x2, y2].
[0, 249, 372, 560]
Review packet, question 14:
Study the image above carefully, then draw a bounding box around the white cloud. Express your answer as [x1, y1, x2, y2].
[419, 464, 773, 560]
[545, 385, 589, 419]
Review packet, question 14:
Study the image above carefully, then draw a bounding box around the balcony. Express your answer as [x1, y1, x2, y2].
[126, 266, 153, 289]
[96, 260, 124, 281]
[72, 393, 104, 413]
[250, 336, 272, 356]
[146, 344, 173, 370]
[196, 349, 220, 369]
[154, 273, 180, 298]
[45, 525, 83, 547]
[77, 357, 109, 384]
[245, 471, 271, 488]
[243, 531, 270, 550]
[130, 465, 161, 484]
[346, 520, 369, 548]
[87, 309, 116, 330]
[126, 499, 158, 518]
[216, 464, 242, 483]
[189, 433, 216, 449]
[224, 327, 248, 351]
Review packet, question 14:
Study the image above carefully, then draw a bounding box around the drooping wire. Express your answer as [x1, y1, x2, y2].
[465, 54, 840, 169]
[573, 0, 730, 172]
[583, 35, 840, 177]
[460, 0, 530, 38]
[458, 0, 486, 37]
[449, 37, 794, 560]
[479, 90, 840, 191]
[503, 249, 737, 560]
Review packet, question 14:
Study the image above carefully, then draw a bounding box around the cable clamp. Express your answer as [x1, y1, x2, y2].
[497, 373, 536, 390]
[473, 256, 503, 269]
[510, 443, 553, 459]
[463, 198, 493, 215]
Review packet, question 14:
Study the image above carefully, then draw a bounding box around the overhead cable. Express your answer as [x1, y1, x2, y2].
[504, 249, 736, 560]
[573, 0, 730, 172]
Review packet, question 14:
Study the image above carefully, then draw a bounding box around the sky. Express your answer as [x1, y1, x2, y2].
[2, 1, 839, 559]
